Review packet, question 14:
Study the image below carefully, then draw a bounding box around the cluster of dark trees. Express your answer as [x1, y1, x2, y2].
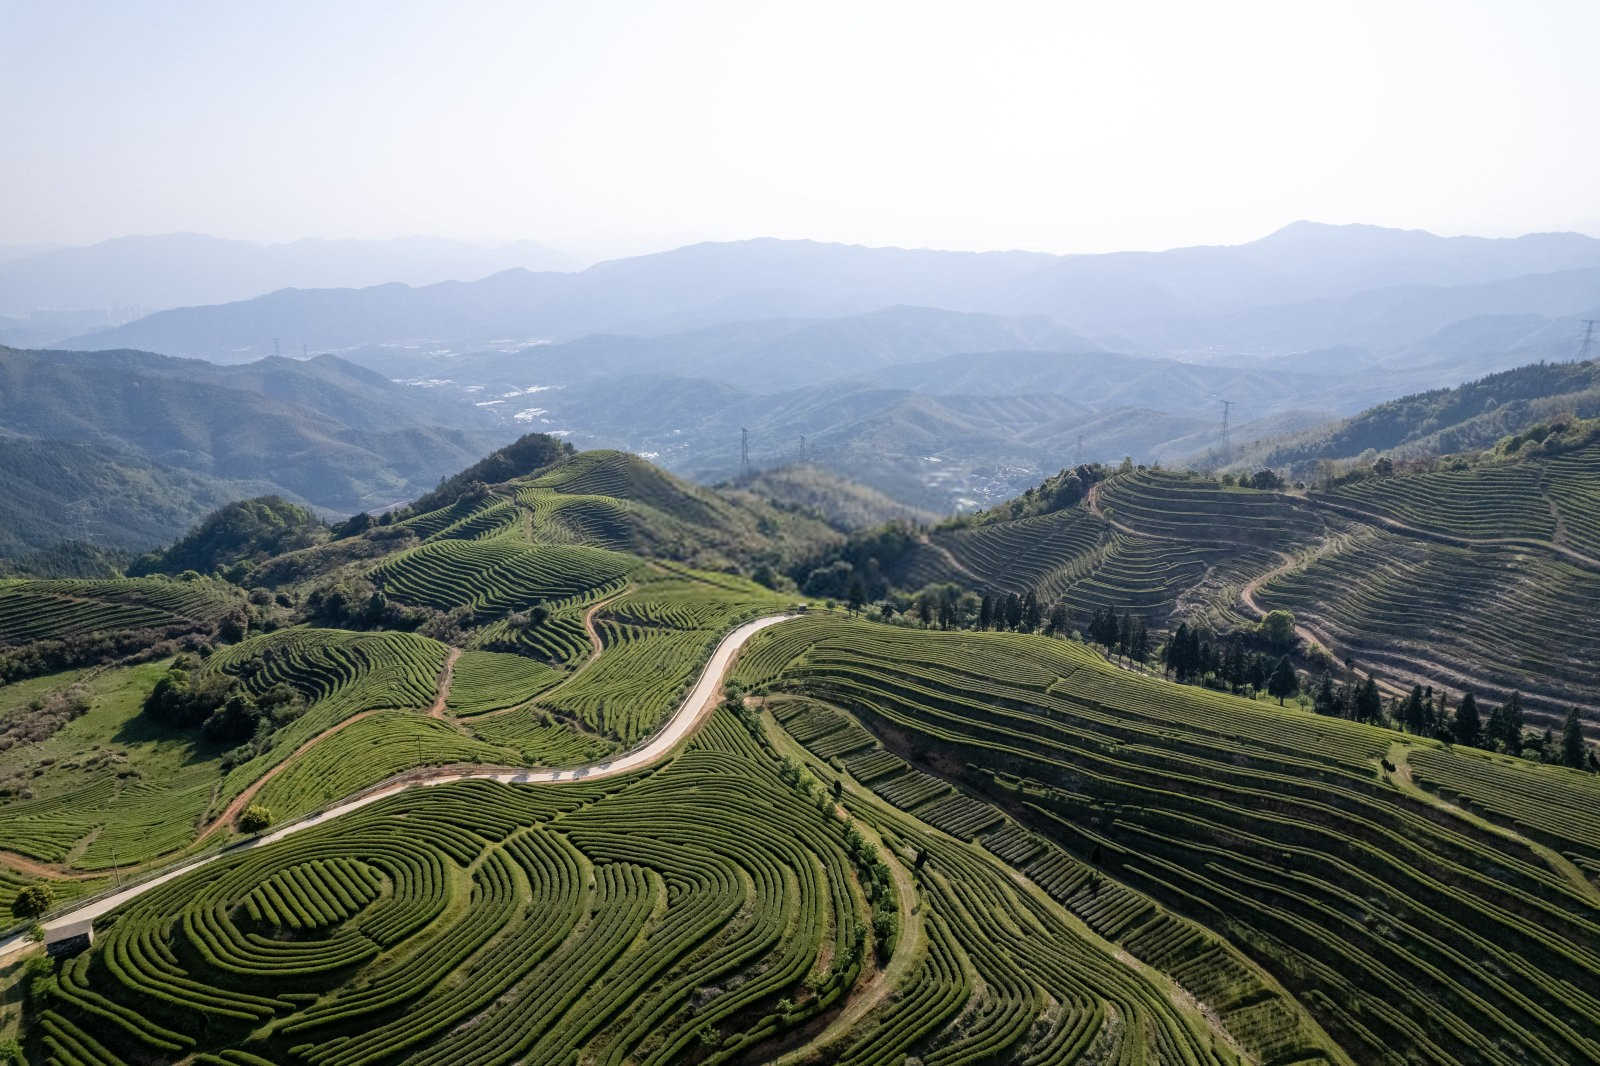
[1161, 624, 1298, 700]
[305, 577, 425, 631]
[144, 655, 306, 757]
[796, 524, 919, 602]
[1314, 678, 1596, 769]
[1219, 469, 1287, 490]
[978, 591, 1043, 633]
[1084, 608, 1150, 663]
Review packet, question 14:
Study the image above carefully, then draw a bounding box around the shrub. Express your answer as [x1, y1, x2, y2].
[11, 882, 53, 919]
[238, 805, 273, 833]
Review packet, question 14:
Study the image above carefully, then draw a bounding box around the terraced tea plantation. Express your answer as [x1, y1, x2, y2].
[739, 615, 1600, 1066]
[881, 445, 1600, 725]
[5, 440, 1599, 1066]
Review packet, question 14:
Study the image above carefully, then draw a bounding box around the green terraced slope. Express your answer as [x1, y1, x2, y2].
[863, 444, 1600, 727]
[739, 615, 1600, 1066]
[4, 440, 1599, 1066]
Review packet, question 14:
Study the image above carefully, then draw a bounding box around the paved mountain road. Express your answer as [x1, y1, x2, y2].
[0, 613, 795, 961]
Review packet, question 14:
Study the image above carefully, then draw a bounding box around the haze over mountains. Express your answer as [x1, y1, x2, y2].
[64, 222, 1600, 366]
[7, 220, 1599, 551]
[0, 234, 580, 346]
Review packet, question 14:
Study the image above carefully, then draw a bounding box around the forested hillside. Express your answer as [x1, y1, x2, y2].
[0, 346, 512, 560]
[1217, 358, 1600, 475]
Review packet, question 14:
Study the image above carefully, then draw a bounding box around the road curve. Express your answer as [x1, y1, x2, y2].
[0, 613, 796, 960]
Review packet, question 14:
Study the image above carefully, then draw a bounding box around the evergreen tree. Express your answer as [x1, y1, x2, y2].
[1313, 674, 1339, 716]
[1433, 692, 1453, 742]
[1267, 656, 1299, 705]
[1355, 677, 1382, 723]
[1047, 603, 1069, 636]
[1501, 692, 1525, 756]
[1562, 707, 1587, 769]
[1224, 638, 1246, 693]
[1401, 684, 1428, 734]
[1004, 593, 1023, 631]
[1164, 623, 1189, 679]
[1023, 591, 1042, 633]
[847, 578, 866, 617]
[1247, 653, 1268, 693]
[1130, 618, 1150, 663]
[1454, 691, 1482, 747]
[978, 595, 993, 631]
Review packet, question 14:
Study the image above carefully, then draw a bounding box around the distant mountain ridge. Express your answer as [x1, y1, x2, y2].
[0, 233, 580, 321]
[0, 345, 514, 558]
[61, 223, 1600, 363]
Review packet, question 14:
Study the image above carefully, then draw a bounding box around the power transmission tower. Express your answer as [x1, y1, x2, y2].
[273, 337, 281, 358]
[740, 427, 751, 477]
[1580, 319, 1598, 362]
[799, 435, 807, 464]
[1219, 400, 1234, 462]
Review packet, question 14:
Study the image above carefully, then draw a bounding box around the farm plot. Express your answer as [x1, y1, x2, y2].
[205, 629, 449, 813]
[896, 509, 1109, 600]
[1253, 527, 1600, 722]
[539, 573, 789, 744]
[752, 615, 1600, 1066]
[1316, 462, 1557, 543]
[0, 577, 236, 646]
[444, 650, 562, 716]
[371, 537, 637, 622]
[1098, 471, 1329, 546]
[774, 697, 1337, 1062]
[33, 711, 881, 1066]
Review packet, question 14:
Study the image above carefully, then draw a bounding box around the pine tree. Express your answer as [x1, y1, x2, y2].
[978, 595, 993, 631]
[1005, 593, 1023, 631]
[1454, 691, 1482, 747]
[1165, 623, 1189, 678]
[1433, 692, 1453, 742]
[1401, 684, 1427, 734]
[1247, 653, 1268, 693]
[1502, 692, 1525, 756]
[1562, 707, 1586, 769]
[1224, 638, 1246, 693]
[1355, 677, 1382, 723]
[1023, 591, 1042, 633]
[1130, 618, 1150, 663]
[1267, 656, 1298, 705]
[1313, 674, 1338, 716]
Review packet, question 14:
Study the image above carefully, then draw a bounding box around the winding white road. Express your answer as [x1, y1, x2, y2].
[0, 613, 795, 961]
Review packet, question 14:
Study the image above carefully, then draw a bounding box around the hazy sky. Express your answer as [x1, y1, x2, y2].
[4, 0, 1598, 259]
